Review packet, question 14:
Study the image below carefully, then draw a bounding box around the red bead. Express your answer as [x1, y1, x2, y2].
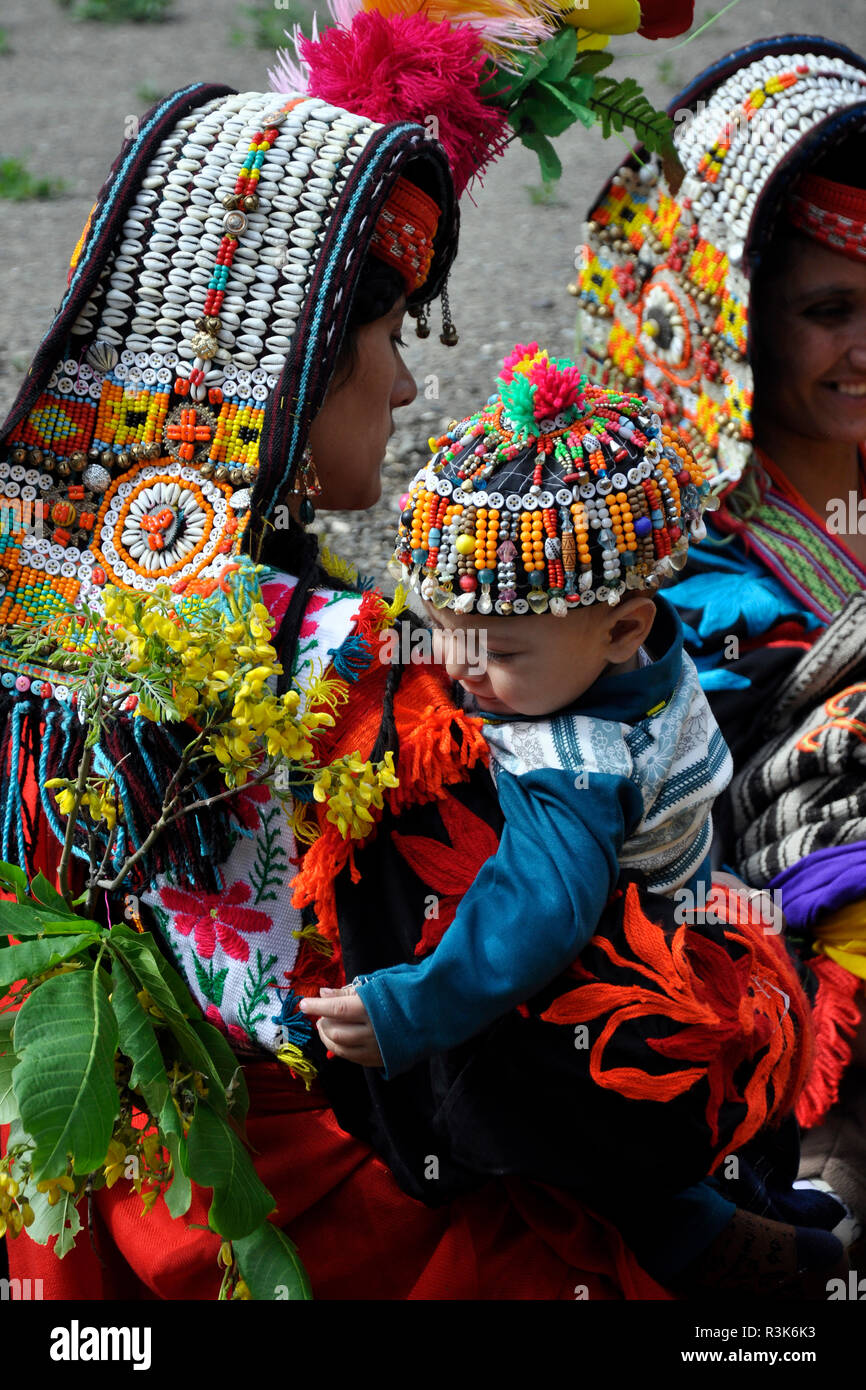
[669, 525, 681, 541]
[459, 574, 477, 591]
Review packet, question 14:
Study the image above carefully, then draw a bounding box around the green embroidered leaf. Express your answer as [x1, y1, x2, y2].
[13, 969, 119, 1180]
[237, 949, 278, 1040]
[249, 804, 288, 905]
[0, 1040, 19, 1124]
[110, 959, 169, 1117]
[589, 75, 675, 154]
[234, 1222, 312, 1301]
[24, 1181, 82, 1257]
[572, 49, 614, 76]
[0, 934, 100, 991]
[186, 1100, 275, 1240]
[192, 953, 229, 1007]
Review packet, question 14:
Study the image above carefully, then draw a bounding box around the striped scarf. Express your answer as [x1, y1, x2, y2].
[713, 451, 866, 626]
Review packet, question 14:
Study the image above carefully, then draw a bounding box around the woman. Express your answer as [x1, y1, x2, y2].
[573, 33, 866, 1228]
[0, 60, 831, 1299]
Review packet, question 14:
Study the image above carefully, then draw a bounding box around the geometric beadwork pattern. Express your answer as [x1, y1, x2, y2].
[574, 45, 866, 488]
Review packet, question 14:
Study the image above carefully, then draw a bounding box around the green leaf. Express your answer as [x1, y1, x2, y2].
[12, 968, 119, 1180]
[536, 26, 578, 86]
[589, 75, 675, 155]
[110, 960, 169, 1117]
[0, 934, 99, 991]
[0, 861, 29, 902]
[234, 1222, 312, 1301]
[186, 1100, 275, 1240]
[520, 129, 563, 184]
[572, 49, 613, 76]
[0, 1041, 19, 1123]
[163, 1126, 192, 1219]
[0, 899, 101, 938]
[157, 1092, 192, 1216]
[31, 873, 79, 916]
[189, 1017, 249, 1120]
[24, 1182, 82, 1257]
[107, 928, 229, 1118]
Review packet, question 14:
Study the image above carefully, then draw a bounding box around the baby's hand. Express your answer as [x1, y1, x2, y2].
[299, 986, 384, 1068]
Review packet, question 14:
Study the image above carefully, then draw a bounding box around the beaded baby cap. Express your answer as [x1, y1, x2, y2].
[0, 85, 457, 696]
[392, 344, 713, 616]
[573, 36, 866, 489]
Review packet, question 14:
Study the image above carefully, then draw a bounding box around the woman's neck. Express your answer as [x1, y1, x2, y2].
[753, 421, 862, 519]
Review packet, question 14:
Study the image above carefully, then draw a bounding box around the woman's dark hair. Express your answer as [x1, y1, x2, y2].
[263, 249, 410, 750]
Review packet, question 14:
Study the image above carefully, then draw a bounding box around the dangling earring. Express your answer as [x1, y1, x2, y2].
[439, 279, 458, 347]
[408, 303, 430, 339]
[292, 444, 321, 525]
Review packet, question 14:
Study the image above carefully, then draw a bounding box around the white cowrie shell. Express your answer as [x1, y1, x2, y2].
[265, 335, 292, 353]
[237, 332, 264, 351]
[109, 270, 136, 288]
[252, 266, 279, 285]
[142, 175, 165, 191]
[260, 353, 286, 373]
[289, 228, 316, 248]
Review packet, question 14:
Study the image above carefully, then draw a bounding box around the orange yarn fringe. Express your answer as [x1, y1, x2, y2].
[796, 954, 862, 1129]
[541, 882, 814, 1171]
[291, 606, 488, 979]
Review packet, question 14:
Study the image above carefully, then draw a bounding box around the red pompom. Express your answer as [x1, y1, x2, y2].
[638, 0, 694, 40]
[299, 11, 510, 196]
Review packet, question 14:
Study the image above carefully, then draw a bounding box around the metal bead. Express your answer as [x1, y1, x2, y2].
[144, 442, 162, 460]
[69, 450, 86, 471]
[116, 451, 131, 468]
[10, 448, 27, 466]
[29, 448, 44, 466]
[214, 466, 230, 481]
[100, 450, 114, 468]
[242, 194, 259, 213]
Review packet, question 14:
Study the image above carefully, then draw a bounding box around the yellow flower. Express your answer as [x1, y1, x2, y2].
[103, 1139, 127, 1189]
[36, 1174, 76, 1206]
[139, 1188, 159, 1216]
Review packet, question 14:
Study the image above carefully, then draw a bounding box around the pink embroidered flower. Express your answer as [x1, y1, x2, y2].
[160, 881, 272, 962]
[230, 780, 271, 832]
[261, 580, 330, 639]
[205, 1003, 249, 1046]
[527, 357, 584, 421]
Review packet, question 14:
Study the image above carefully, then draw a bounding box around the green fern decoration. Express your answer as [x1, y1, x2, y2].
[589, 76, 675, 155]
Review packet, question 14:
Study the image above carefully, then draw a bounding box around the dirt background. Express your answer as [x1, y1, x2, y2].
[1, 0, 864, 577]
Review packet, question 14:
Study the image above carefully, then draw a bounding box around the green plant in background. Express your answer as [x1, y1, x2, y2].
[230, 1, 312, 51]
[0, 28, 11, 55]
[135, 82, 168, 107]
[54, 0, 173, 19]
[656, 55, 680, 90]
[0, 562, 397, 1298]
[0, 158, 67, 202]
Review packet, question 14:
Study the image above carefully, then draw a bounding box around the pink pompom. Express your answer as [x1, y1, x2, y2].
[527, 358, 584, 421]
[299, 11, 509, 196]
[498, 342, 542, 383]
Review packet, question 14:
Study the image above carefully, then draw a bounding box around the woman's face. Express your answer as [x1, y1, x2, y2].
[752, 233, 866, 445]
[307, 297, 417, 510]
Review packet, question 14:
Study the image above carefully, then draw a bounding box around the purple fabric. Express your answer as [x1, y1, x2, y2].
[769, 840, 866, 929]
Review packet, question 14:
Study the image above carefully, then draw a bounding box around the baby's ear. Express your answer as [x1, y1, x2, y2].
[607, 595, 656, 659]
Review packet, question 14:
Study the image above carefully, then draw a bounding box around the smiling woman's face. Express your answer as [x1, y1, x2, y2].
[306, 297, 417, 511]
[751, 232, 866, 446]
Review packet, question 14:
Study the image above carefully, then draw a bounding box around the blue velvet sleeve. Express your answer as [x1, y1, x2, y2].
[355, 767, 645, 1078]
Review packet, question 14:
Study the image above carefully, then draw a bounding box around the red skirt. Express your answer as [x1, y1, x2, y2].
[3, 1060, 669, 1301]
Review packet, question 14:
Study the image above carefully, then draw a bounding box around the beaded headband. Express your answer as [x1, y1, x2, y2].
[370, 176, 441, 292]
[789, 173, 866, 263]
[573, 38, 866, 490]
[392, 345, 713, 616]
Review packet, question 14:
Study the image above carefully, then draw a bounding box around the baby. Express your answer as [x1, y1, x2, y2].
[302, 346, 847, 1289]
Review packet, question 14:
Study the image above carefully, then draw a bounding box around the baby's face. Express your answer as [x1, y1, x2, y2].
[425, 600, 641, 717]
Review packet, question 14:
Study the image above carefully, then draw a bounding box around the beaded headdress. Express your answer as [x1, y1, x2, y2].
[393, 344, 712, 615]
[572, 36, 866, 491]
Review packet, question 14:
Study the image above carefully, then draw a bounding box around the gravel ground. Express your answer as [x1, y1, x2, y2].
[1, 0, 864, 582]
